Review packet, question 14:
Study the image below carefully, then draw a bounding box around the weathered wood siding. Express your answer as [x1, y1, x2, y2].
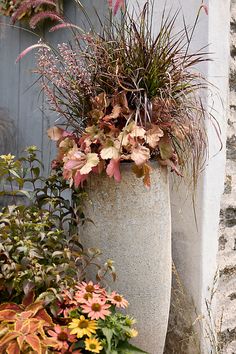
[0, 0, 106, 173]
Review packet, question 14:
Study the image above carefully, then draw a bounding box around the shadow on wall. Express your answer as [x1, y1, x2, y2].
[0, 108, 16, 155]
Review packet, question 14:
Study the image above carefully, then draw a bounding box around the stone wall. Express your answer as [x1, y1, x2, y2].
[216, 0, 236, 352]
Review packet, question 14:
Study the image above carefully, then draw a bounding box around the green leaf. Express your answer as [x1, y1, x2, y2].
[102, 327, 113, 352]
[32, 167, 40, 178]
[117, 342, 149, 354]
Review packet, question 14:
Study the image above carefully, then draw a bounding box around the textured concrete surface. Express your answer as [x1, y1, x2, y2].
[81, 163, 172, 354]
[216, 2, 236, 351]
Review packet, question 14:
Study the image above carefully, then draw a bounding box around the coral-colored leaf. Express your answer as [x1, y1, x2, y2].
[106, 159, 121, 182]
[25, 301, 44, 317]
[16, 336, 24, 351]
[0, 303, 21, 311]
[20, 311, 34, 320]
[15, 319, 30, 334]
[0, 310, 16, 321]
[6, 341, 20, 354]
[35, 309, 53, 326]
[0, 332, 20, 348]
[25, 334, 42, 354]
[131, 145, 150, 166]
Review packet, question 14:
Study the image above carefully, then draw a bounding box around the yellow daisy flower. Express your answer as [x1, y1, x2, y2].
[127, 328, 138, 338]
[85, 337, 103, 353]
[69, 316, 97, 338]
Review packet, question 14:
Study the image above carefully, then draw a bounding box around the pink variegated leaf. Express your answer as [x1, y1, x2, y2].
[106, 159, 121, 182]
[16, 43, 50, 63]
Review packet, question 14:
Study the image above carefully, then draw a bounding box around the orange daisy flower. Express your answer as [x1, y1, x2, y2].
[81, 298, 111, 320]
[75, 281, 105, 295]
[108, 291, 129, 308]
[47, 325, 76, 351]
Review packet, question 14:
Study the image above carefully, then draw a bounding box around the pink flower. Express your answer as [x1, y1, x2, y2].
[47, 325, 76, 351]
[108, 292, 129, 308]
[75, 281, 104, 295]
[81, 298, 111, 320]
[75, 291, 95, 304]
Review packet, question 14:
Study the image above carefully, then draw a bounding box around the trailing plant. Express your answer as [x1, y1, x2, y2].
[0, 0, 63, 28]
[20, 1, 214, 188]
[0, 148, 115, 303]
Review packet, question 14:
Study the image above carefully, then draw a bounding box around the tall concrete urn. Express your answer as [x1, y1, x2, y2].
[81, 163, 172, 354]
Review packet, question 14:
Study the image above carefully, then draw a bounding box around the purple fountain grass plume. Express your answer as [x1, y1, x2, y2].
[11, 0, 61, 26]
[16, 42, 51, 62]
[31, 0, 57, 7]
[49, 22, 83, 33]
[11, 0, 34, 23]
[30, 11, 63, 28]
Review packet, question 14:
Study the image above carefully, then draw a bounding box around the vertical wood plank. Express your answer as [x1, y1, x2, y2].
[17, 27, 43, 159]
[0, 16, 20, 154]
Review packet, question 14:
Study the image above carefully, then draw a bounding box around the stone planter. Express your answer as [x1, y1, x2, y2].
[81, 163, 172, 354]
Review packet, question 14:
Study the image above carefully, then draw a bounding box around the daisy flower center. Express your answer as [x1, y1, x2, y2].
[91, 303, 101, 312]
[79, 320, 89, 329]
[89, 344, 97, 349]
[86, 285, 95, 292]
[57, 332, 68, 341]
[114, 295, 122, 302]
[84, 292, 93, 300]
